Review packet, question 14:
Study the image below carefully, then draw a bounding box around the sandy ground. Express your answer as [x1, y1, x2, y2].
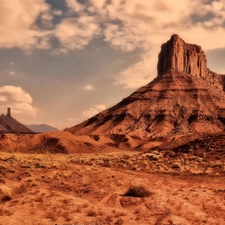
[0, 152, 225, 225]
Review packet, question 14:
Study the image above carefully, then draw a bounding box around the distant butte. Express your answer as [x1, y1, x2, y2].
[0, 108, 33, 134]
[65, 34, 225, 142]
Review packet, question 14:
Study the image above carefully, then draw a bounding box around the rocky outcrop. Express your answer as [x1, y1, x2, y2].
[65, 35, 225, 140]
[157, 34, 225, 90]
[0, 109, 33, 134]
[157, 34, 208, 78]
[66, 71, 225, 138]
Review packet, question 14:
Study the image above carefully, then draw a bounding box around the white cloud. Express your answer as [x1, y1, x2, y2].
[88, 0, 199, 51]
[0, 0, 52, 50]
[67, 117, 77, 122]
[9, 71, 15, 75]
[40, 11, 54, 29]
[114, 51, 158, 88]
[0, 0, 224, 53]
[0, 86, 36, 116]
[82, 104, 106, 118]
[91, 0, 106, 9]
[1, 0, 225, 89]
[212, 1, 224, 11]
[54, 16, 101, 52]
[0, 96, 7, 102]
[82, 108, 99, 118]
[66, 0, 84, 12]
[52, 10, 63, 16]
[84, 85, 94, 91]
[41, 12, 53, 21]
[88, 0, 225, 88]
[95, 104, 106, 110]
[9, 71, 25, 79]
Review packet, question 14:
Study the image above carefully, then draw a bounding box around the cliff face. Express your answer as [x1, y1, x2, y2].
[66, 34, 225, 140]
[157, 34, 207, 78]
[157, 34, 225, 89]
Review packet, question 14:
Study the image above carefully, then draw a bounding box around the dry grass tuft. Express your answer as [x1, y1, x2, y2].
[124, 185, 152, 198]
[0, 185, 12, 203]
[86, 209, 97, 217]
[45, 211, 58, 221]
[115, 218, 124, 225]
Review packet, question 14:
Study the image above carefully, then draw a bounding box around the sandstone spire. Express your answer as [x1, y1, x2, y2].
[7, 107, 11, 117]
[157, 34, 208, 78]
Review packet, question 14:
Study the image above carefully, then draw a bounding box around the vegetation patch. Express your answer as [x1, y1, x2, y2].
[123, 185, 152, 198]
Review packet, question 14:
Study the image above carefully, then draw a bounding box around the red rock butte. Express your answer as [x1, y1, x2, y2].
[0, 108, 33, 134]
[65, 34, 225, 138]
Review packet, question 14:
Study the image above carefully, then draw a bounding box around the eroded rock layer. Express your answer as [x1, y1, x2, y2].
[66, 35, 225, 138]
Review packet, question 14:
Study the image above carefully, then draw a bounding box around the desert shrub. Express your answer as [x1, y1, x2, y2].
[115, 218, 124, 225]
[62, 212, 73, 222]
[133, 209, 140, 214]
[0, 185, 12, 203]
[45, 211, 57, 221]
[81, 203, 89, 208]
[14, 184, 26, 195]
[86, 209, 97, 217]
[0, 178, 6, 184]
[123, 185, 152, 198]
[102, 158, 111, 167]
[105, 216, 113, 223]
[77, 187, 90, 197]
[114, 211, 127, 218]
[1, 195, 11, 202]
[0, 208, 13, 216]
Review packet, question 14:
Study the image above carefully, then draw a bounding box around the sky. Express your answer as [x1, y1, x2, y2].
[0, 0, 225, 129]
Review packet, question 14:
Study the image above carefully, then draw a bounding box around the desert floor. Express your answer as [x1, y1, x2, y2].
[0, 151, 225, 225]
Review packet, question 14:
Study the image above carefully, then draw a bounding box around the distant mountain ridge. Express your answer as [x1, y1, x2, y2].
[26, 124, 58, 133]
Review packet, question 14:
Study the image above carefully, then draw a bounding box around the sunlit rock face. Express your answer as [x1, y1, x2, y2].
[157, 34, 225, 90]
[158, 34, 207, 78]
[66, 35, 225, 138]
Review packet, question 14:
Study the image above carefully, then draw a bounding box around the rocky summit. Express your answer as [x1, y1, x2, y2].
[66, 34, 225, 138]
